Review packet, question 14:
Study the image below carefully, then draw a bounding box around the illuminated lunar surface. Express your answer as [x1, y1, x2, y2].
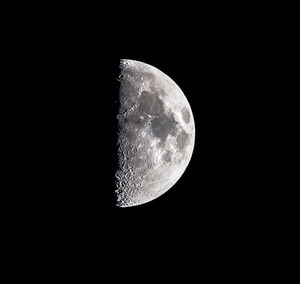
[115, 59, 195, 207]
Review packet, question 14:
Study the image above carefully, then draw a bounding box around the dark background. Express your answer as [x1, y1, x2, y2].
[6, 4, 288, 278]
[32, 23, 269, 231]
[40, 28, 270, 241]
[11, 6, 283, 271]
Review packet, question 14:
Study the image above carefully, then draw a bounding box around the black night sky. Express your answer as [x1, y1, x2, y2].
[45, 26, 267, 235]
[10, 3, 285, 278]
[26, 12, 275, 265]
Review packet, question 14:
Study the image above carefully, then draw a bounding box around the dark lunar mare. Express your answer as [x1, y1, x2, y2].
[176, 129, 189, 152]
[181, 107, 191, 124]
[139, 91, 163, 115]
[151, 113, 178, 143]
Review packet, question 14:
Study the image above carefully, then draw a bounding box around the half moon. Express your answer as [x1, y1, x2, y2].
[115, 59, 195, 207]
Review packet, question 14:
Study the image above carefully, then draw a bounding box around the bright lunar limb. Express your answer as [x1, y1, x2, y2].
[115, 59, 195, 207]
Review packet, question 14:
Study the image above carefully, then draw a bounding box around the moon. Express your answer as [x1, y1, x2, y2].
[115, 59, 195, 207]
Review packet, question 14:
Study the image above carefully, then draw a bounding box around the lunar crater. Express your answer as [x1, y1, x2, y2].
[162, 150, 172, 163]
